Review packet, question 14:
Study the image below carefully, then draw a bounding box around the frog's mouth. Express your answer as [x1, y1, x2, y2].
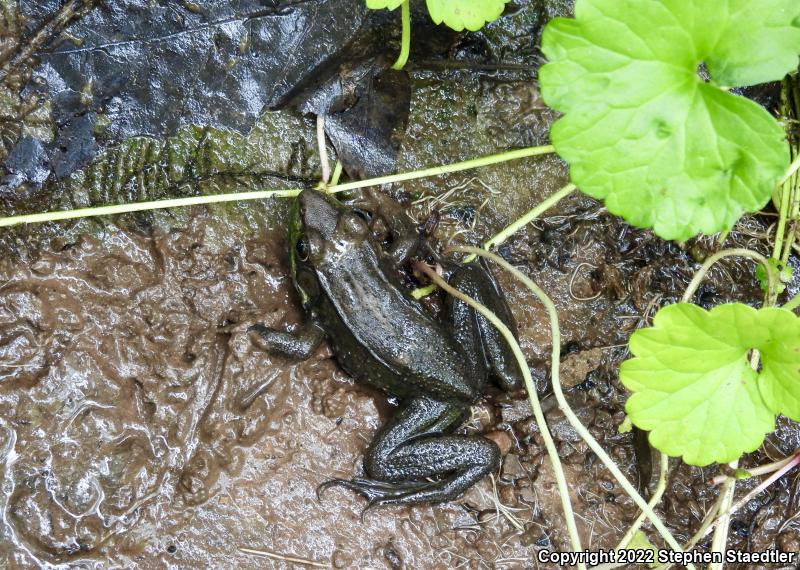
[298, 189, 341, 240]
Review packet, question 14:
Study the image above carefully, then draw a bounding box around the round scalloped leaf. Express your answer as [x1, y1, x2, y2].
[540, 0, 798, 241]
[619, 303, 800, 466]
[366, 0, 406, 9]
[756, 309, 800, 421]
[425, 0, 509, 32]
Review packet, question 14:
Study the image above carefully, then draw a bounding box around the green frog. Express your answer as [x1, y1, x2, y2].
[250, 189, 523, 507]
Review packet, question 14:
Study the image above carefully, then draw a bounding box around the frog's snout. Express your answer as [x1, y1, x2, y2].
[299, 190, 339, 239]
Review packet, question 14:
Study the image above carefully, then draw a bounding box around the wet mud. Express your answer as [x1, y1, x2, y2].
[1, 1, 799, 569]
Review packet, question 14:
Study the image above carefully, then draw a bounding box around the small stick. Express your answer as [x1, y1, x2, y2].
[317, 115, 331, 186]
[711, 450, 800, 485]
[703, 451, 800, 539]
[239, 547, 328, 568]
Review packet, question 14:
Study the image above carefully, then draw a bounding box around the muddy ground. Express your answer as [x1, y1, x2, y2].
[1, 1, 799, 569]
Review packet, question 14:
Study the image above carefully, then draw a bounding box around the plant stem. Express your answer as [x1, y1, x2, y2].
[772, 170, 792, 261]
[615, 453, 669, 551]
[413, 260, 587, 569]
[681, 249, 777, 304]
[784, 291, 800, 312]
[483, 183, 577, 251]
[712, 450, 800, 485]
[452, 246, 694, 567]
[709, 459, 738, 570]
[391, 0, 411, 71]
[704, 452, 800, 540]
[330, 161, 344, 187]
[317, 114, 331, 185]
[0, 145, 556, 228]
[0, 188, 305, 228]
[327, 145, 555, 193]
[779, 153, 800, 188]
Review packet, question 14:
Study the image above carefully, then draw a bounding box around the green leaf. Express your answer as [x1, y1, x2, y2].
[620, 303, 800, 466]
[365, 0, 406, 9]
[425, 0, 508, 31]
[755, 309, 800, 421]
[540, 0, 798, 241]
[626, 531, 659, 569]
[755, 258, 792, 293]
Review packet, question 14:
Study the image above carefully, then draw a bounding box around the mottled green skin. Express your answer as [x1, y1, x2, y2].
[251, 190, 522, 506]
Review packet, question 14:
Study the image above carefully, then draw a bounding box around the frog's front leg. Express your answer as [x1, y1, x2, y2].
[320, 395, 500, 507]
[248, 322, 325, 359]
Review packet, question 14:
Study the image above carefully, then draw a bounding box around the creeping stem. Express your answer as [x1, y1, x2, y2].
[0, 145, 556, 228]
[483, 183, 577, 251]
[681, 248, 778, 304]
[450, 246, 695, 568]
[413, 260, 587, 570]
[391, 0, 411, 71]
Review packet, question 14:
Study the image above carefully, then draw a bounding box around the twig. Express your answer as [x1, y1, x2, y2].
[239, 547, 328, 568]
[712, 451, 800, 485]
[0, 145, 556, 228]
[317, 115, 331, 186]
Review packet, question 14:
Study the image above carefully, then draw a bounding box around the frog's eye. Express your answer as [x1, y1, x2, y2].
[295, 237, 310, 262]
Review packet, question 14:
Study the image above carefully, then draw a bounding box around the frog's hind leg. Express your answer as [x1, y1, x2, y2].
[319, 396, 500, 507]
[447, 259, 524, 391]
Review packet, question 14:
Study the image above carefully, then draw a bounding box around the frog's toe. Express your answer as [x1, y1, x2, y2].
[317, 477, 433, 505]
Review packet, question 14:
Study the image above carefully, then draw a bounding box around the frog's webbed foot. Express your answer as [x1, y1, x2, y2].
[248, 322, 324, 359]
[317, 478, 435, 517]
[321, 397, 500, 508]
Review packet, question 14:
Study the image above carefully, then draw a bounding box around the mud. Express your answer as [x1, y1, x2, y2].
[1, 1, 799, 569]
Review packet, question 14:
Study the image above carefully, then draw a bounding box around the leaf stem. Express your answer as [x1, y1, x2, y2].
[712, 449, 800, 485]
[412, 259, 586, 568]
[326, 145, 555, 194]
[772, 166, 793, 261]
[614, 453, 669, 551]
[391, 0, 411, 71]
[709, 459, 738, 570]
[483, 183, 577, 251]
[784, 291, 800, 312]
[451, 246, 694, 567]
[704, 451, 800, 540]
[0, 145, 556, 228]
[330, 161, 344, 187]
[0, 189, 305, 228]
[779, 152, 800, 188]
[681, 249, 777, 304]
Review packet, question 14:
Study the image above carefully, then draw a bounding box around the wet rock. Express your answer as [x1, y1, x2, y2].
[486, 429, 513, 455]
[323, 68, 411, 179]
[1, 136, 50, 188]
[560, 347, 604, 389]
[20, 0, 370, 178]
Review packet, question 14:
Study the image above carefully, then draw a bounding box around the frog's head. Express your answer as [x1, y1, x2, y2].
[289, 189, 371, 305]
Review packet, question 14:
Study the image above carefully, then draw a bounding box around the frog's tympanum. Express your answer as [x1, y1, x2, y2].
[250, 189, 523, 507]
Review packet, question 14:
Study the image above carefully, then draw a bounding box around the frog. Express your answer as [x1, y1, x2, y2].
[249, 189, 523, 507]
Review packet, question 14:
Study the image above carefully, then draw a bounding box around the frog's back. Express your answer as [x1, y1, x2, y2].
[312, 246, 479, 403]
